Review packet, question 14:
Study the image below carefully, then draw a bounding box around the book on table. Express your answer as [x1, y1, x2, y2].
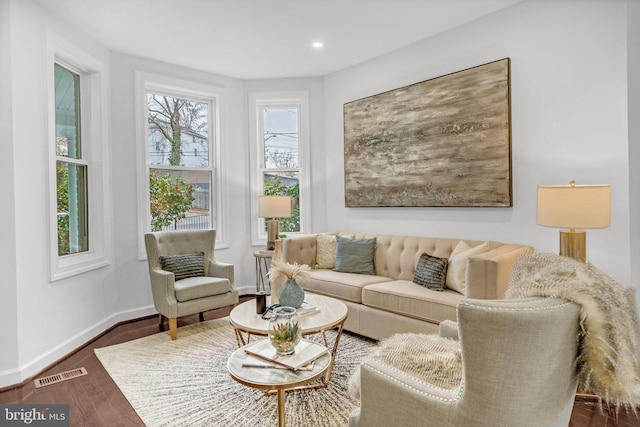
[243, 339, 328, 371]
[296, 302, 319, 316]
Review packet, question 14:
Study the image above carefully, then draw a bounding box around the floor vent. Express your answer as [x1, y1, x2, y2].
[34, 367, 88, 388]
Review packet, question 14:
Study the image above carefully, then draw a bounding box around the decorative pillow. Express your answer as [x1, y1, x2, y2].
[446, 241, 489, 294]
[334, 236, 376, 275]
[160, 252, 205, 281]
[413, 253, 448, 291]
[316, 234, 337, 269]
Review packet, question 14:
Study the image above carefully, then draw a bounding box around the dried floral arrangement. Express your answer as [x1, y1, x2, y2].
[267, 260, 311, 282]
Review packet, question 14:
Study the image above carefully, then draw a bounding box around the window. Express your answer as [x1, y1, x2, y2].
[136, 73, 223, 256]
[250, 92, 310, 245]
[55, 64, 88, 255]
[48, 31, 111, 281]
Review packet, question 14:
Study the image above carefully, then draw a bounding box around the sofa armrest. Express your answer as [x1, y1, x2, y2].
[273, 234, 318, 267]
[439, 320, 459, 340]
[466, 244, 534, 299]
[208, 258, 235, 286]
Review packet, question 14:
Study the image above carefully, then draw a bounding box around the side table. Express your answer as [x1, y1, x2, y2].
[254, 249, 274, 293]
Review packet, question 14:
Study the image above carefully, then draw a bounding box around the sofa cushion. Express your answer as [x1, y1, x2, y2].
[298, 270, 392, 303]
[174, 276, 231, 301]
[160, 252, 205, 281]
[413, 253, 448, 291]
[362, 280, 462, 323]
[446, 241, 489, 294]
[334, 236, 376, 275]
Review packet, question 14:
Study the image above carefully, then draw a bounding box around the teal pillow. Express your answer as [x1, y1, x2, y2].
[160, 252, 205, 281]
[413, 253, 448, 291]
[334, 236, 376, 275]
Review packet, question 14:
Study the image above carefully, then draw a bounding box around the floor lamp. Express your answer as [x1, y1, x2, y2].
[258, 195, 292, 250]
[537, 181, 610, 263]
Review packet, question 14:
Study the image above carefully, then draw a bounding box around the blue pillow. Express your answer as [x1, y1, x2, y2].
[334, 236, 376, 275]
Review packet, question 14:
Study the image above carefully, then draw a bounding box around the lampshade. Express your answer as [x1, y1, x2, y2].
[537, 182, 610, 230]
[258, 195, 291, 218]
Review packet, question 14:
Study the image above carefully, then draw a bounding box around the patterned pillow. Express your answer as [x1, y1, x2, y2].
[413, 253, 448, 291]
[316, 234, 337, 269]
[334, 236, 376, 275]
[160, 252, 205, 281]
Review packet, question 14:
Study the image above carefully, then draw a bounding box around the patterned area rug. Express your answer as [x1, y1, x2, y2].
[94, 317, 376, 426]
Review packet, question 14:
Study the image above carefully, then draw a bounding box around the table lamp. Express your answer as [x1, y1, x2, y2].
[537, 181, 610, 262]
[258, 195, 291, 250]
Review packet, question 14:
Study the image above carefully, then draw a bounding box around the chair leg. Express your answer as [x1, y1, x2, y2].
[199, 312, 205, 322]
[158, 314, 166, 332]
[169, 318, 177, 340]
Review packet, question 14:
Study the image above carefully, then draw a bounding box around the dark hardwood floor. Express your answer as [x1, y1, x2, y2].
[1, 295, 637, 426]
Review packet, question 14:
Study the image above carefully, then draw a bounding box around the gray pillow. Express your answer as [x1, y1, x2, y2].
[334, 236, 376, 275]
[413, 252, 448, 291]
[160, 252, 205, 281]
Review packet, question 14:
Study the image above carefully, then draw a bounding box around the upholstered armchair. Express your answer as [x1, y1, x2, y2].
[349, 297, 581, 427]
[144, 229, 239, 340]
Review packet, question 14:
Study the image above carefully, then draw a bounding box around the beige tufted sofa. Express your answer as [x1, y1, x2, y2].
[273, 232, 533, 340]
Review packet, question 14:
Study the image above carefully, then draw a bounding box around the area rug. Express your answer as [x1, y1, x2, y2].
[94, 318, 376, 426]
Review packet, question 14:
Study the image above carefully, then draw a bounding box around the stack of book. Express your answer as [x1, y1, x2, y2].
[242, 339, 328, 371]
[296, 302, 319, 316]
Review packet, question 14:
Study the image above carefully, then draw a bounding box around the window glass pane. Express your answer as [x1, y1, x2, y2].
[57, 161, 88, 255]
[263, 108, 299, 168]
[263, 172, 299, 233]
[147, 93, 209, 167]
[55, 64, 81, 159]
[149, 169, 211, 231]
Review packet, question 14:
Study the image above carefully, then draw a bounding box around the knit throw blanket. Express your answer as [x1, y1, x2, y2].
[505, 253, 640, 408]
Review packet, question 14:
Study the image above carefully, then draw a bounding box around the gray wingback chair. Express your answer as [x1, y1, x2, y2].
[144, 229, 239, 340]
[349, 297, 581, 427]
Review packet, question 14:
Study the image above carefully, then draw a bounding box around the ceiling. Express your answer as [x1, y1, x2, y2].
[35, 0, 522, 80]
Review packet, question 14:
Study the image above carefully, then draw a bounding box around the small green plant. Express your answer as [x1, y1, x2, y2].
[269, 321, 300, 343]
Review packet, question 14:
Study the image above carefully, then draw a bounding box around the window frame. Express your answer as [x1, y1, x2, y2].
[249, 91, 311, 246]
[135, 72, 226, 259]
[47, 31, 112, 281]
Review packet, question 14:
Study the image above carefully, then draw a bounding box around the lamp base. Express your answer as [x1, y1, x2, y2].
[266, 220, 279, 250]
[559, 230, 586, 263]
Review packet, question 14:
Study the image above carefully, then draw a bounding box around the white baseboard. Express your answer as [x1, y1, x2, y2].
[0, 289, 259, 389]
[0, 305, 157, 389]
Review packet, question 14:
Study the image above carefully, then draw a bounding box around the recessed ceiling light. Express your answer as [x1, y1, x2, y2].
[312, 41, 324, 48]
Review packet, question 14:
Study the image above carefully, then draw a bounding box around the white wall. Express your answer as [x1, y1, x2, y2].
[3, 0, 121, 387]
[0, 0, 20, 384]
[324, 0, 632, 293]
[628, 0, 640, 295]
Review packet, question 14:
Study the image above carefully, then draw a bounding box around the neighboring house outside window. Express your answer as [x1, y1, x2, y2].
[249, 91, 310, 246]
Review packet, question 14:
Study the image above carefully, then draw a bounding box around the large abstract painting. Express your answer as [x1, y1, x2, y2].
[343, 58, 512, 207]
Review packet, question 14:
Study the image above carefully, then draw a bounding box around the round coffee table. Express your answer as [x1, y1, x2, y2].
[227, 341, 330, 427]
[229, 293, 347, 388]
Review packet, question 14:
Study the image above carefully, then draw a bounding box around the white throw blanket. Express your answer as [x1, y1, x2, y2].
[505, 253, 640, 408]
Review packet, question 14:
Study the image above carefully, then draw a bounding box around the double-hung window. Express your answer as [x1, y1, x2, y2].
[136, 73, 223, 256]
[250, 92, 310, 245]
[55, 63, 88, 256]
[48, 31, 111, 281]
